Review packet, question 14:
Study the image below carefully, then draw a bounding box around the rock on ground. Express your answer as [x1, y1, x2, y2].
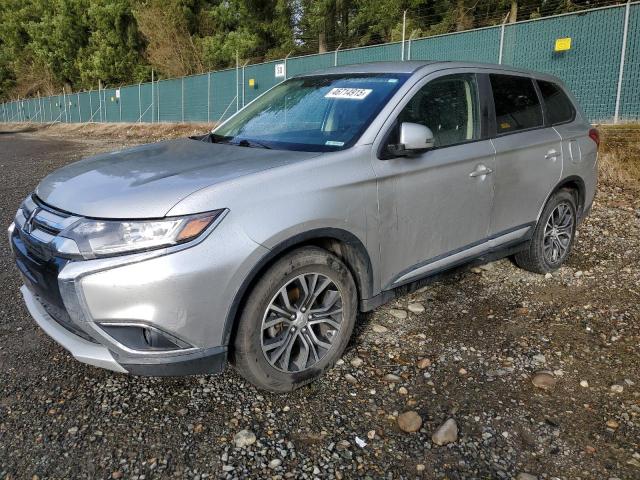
[397, 411, 423, 432]
[432, 419, 458, 446]
[233, 430, 257, 448]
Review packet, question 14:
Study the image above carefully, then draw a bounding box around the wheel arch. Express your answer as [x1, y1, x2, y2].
[538, 175, 586, 223]
[222, 228, 375, 347]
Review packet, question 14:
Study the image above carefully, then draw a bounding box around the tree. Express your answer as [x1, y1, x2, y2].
[134, 0, 203, 77]
[77, 0, 149, 88]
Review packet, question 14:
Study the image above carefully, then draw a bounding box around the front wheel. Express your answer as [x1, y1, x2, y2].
[514, 189, 577, 274]
[232, 247, 358, 392]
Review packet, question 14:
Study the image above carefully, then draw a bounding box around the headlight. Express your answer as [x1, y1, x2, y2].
[61, 210, 224, 259]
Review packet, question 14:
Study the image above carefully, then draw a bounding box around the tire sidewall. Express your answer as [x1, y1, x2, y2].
[233, 247, 357, 391]
[534, 190, 577, 271]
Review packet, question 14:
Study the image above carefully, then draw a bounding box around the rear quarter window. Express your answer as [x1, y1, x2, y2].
[490, 74, 543, 134]
[537, 80, 576, 125]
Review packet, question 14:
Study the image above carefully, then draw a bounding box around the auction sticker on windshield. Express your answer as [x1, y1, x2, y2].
[325, 88, 372, 100]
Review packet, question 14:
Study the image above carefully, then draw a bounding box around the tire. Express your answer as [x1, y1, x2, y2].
[232, 247, 358, 392]
[514, 189, 577, 274]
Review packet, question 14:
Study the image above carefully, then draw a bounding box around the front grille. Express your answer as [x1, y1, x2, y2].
[35, 292, 98, 343]
[14, 196, 79, 262]
[12, 198, 97, 344]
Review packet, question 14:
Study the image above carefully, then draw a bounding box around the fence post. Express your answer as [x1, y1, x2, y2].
[207, 72, 211, 123]
[284, 51, 292, 80]
[242, 63, 245, 108]
[498, 23, 505, 64]
[63, 91, 68, 122]
[150, 72, 154, 123]
[138, 83, 141, 123]
[119, 87, 122, 122]
[49, 97, 52, 122]
[236, 50, 240, 112]
[334, 43, 342, 66]
[98, 81, 103, 122]
[157, 78, 161, 122]
[401, 10, 407, 61]
[77, 93, 81, 123]
[181, 77, 185, 122]
[614, 0, 631, 123]
[407, 30, 417, 61]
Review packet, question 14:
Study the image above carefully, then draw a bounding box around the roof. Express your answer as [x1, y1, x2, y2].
[297, 60, 557, 81]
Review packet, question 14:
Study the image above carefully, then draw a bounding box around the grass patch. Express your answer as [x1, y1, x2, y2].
[598, 123, 640, 189]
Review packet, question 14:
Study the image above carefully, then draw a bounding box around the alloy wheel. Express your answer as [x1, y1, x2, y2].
[261, 273, 343, 373]
[543, 202, 574, 264]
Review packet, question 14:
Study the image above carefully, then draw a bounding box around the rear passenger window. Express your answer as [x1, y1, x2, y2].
[490, 74, 543, 134]
[537, 80, 575, 125]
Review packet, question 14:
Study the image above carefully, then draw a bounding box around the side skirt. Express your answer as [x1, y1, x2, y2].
[359, 240, 529, 312]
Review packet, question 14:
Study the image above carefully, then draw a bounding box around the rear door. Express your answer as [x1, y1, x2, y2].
[536, 79, 598, 215]
[488, 73, 563, 235]
[372, 71, 495, 289]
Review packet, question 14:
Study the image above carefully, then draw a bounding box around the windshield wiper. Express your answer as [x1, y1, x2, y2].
[200, 133, 272, 149]
[236, 139, 272, 149]
[208, 133, 234, 144]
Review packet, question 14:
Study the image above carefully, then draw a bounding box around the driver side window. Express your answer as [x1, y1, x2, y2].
[389, 73, 481, 150]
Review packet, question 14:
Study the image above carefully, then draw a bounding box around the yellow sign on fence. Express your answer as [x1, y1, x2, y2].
[554, 37, 572, 52]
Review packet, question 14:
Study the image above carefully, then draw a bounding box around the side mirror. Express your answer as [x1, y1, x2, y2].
[390, 122, 435, 156]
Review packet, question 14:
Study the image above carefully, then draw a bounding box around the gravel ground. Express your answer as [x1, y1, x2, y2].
[1, 125, 639, 480]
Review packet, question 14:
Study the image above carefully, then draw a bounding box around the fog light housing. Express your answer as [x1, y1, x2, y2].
[99, 324, 192, 351]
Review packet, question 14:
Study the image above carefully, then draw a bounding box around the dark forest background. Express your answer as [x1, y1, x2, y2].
[0, 0, 622, 100]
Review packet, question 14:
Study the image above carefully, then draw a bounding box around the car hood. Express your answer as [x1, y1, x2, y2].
[36, 138, 321, 218]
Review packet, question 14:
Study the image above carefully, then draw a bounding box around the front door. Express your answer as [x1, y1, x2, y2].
[372, 72, 495, 289]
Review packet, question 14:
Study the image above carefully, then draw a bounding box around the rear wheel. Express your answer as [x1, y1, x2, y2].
[232, 247, 357, 392]
[514, 189, 577, 274]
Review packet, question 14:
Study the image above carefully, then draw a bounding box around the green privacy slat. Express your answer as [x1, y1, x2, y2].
[286, 53, 335, 77]
[619, 4, 640, 121]
[137, 83, 153, 123]
[502, 6, 625, 122]
[157, 78, 182, 122]
[337, 43, 403, 65]
[77, 92, 90, 122]
[102, 88, 118, 122]
[242, 62, 283, 107]
[66, 93, 79, 122]
[410, 27, 501, 62]
[119, 85, 139, 122]
[183, 73, 208, 122]
[211, 69, 238, 123]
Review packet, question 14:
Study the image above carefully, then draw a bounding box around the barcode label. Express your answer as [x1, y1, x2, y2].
[325, 88, 372, 100]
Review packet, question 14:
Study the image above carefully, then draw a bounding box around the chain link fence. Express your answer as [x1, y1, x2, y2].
[1, 2, 638, 125]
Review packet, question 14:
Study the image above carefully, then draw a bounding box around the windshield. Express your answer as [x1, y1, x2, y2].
[213, 74, 409, 152]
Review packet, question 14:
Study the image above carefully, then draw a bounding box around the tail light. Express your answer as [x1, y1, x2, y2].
[588, 128, 600, 148]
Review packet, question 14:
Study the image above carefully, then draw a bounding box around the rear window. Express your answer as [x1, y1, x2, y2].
[490, 74, 543, 134]
[537, 80, 575, 125]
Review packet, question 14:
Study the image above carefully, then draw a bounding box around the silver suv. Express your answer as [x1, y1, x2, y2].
[9, 62, 598, 391]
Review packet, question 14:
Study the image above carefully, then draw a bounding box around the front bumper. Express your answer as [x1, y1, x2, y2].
[10, 206, 267, 376]
[22, 283, 228, 375]
[21, 284, 126, 373]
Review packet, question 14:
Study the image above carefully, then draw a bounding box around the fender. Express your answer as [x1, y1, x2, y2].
[221, 227, 375, 346]
[536, 175, 587, 224]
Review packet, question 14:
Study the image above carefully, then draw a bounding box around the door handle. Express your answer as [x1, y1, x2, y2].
[545, 149, 560, 160]
[469, 165, 494, 178]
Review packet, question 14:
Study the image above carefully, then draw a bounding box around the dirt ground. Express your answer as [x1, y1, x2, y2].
[0, 122, 638, 480]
